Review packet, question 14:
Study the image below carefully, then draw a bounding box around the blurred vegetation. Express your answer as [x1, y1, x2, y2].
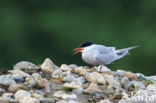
[0, 0, 156, 75]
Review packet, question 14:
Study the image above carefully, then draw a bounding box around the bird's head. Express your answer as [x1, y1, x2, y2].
[73, 41, 93, 55]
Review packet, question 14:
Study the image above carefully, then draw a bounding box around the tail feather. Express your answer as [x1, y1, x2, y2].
[118, 45, 140, 51]
[114, 45, 139, 60]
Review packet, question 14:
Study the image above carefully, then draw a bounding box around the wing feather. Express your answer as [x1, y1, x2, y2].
[94, 46, 116, 65]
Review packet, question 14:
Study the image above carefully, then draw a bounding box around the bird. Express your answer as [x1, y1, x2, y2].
[73, 41, 139, 73]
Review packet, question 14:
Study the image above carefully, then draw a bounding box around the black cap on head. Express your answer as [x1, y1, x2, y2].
[80, 41, 93, 48]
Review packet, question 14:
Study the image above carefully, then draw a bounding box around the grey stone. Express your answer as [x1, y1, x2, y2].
[62, 74, 76, 82]
[51, 69, 63, 79]
[0, 75, 16, 86]
[40, 98, 55, 103]
[121, 77, 131, 89]
[116, 70, 126, 77]
[131, 80, 146, 90]
[12, 75, 24, 83]
[72, 88, 83, 94]
[0, 88, 5, 96]
[14, 61, 39, 70]
[105, 77, 121, 89]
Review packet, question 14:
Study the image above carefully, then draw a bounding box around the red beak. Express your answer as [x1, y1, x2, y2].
[73, 48, 83, 55]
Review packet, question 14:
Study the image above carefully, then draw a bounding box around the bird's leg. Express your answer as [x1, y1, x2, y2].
[98, 65, 102, 73]
[92, 65, 95, 71]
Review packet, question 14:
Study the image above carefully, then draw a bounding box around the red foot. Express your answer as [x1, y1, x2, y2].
[98, 65, 102, 73]
[92, 65, 95, 71]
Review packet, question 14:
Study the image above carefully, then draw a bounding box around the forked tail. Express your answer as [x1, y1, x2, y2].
[114, 45, 139, 60]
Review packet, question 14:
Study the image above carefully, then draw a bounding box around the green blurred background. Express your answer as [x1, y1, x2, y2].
[0, 0, 156, 75]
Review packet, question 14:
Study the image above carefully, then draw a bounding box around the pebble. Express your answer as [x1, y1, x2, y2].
[63, 81, 82, 89]
[41, 58, 58, 74]
[0, 75, 16, 86]
[14, 61, 39, 71]
[113, 93, 122, 100]
[39, 98, 55, 103]
[14, 90, 31, 101]
[97, 99, 112, 103]
[56, 100, 67, 103]
[116, 70, 126, 77]
[32, 93, 43, 99]
[37, 78, 50, 88]
[34, 90, 45, 96]
[121, 77, 131, 89]
[62, 74, 76, 82]
[131, 80, 146, 90]
[60, 64, 72, 71]
[85, 72, 106, 85]
[51, 68, 63, 79]
[90, 93, 101, 99]
[0, 97, 17, 103]
[12, 75, 24, 83]
[83, 83, 101, 93]
[19, 96, 40, 103]
[73, 67, 91, 76]
[104, 77, 121, 89]
[68, 64, 78, 69]
[0, 88, 5, 95]
[2, 93, 14, 98]
[25, 77, 37, 87]
[72, 88, 83, 94]
[9, 84, 28, 92]
[32, 73, 41, 81]
[9, 69, 30, 78]
[123, 72, 137, 80]
[146, 84, 156, 91]
[53, 91, 66, 98]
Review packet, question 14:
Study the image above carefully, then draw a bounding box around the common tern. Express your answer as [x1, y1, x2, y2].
[73, 41, 139, 73]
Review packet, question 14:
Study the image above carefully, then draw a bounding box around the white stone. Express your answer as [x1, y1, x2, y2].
[63, 81, 82, 89]
[85, 72, 106, 85]
[9, 70, 30, 78]
[121, 77, 131, 89]
[131, 80, 146, 90]
[97, 99, 112, 103]
[32, 73, 41, 81]
[52, 69, 63, 79]
[9, 84, 28, 92]
[104, 77, 121, 89]
[83, 83, 101, 93]
[0, 97, 17, 103]
[25, 77, 37, 87]
[62, 74, 76, 82]
[116, 70, 126, 77]
[19, 97, 40, 103]
[0, 88, 5, 95]
[2, 93, 13, 98]
[41, 58, 59, 74]
[14, 90, 31, 101]
[0, 75, 16, 86]
[73, 67, 91, 76]
[14, 61, 39, 70]
[60, 64, 72, 71]
[53, 91, 66, 98]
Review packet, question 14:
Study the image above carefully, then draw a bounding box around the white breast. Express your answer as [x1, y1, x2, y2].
[82, 48, 100, 65]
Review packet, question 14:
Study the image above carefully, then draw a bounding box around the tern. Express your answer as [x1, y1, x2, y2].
[73, 41, 139, 73]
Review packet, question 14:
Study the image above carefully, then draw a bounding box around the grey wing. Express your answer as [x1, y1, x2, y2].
[94, 46, 116, 65]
